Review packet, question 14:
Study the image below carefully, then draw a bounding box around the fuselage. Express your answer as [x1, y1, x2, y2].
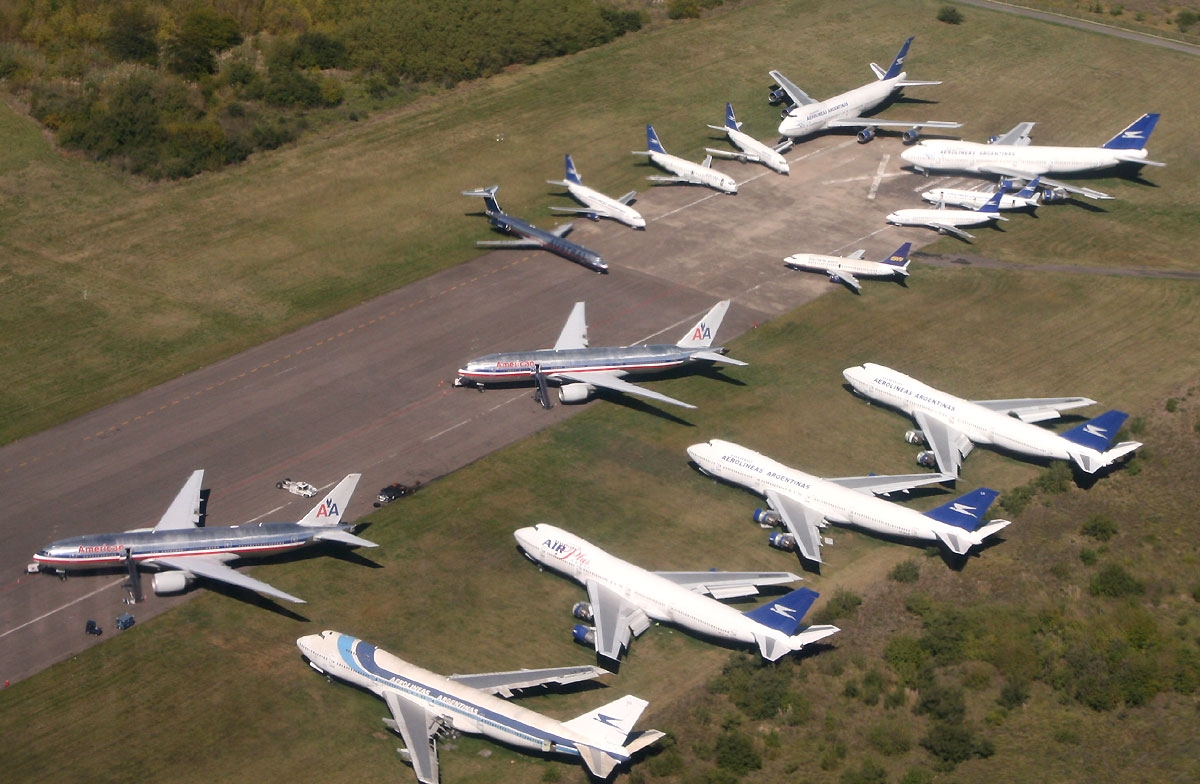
[901, 140, 1149, 176]
[778, 76, 899, 139]
[457, 344, 721, 386]
[486, 211, 607, 273]
[922, 187, 1036, 210]
[566, 183, 645, 229]
[647, 151, 738, 193]
[727, 129, 789, 174]
[784, 253, 904, 280]
[885, 205, 1000, 228]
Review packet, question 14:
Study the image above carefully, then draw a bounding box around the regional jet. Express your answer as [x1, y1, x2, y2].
[514, 524, 839, 662]
[900, 113, 1163, 200]
[453, 299, 746, 410]
[842, 362, 1142, 477]
[299, 630, 663, 784]
[705, 102, 790, 174]
[769, 36, 960, 146]
[32, 471, 372, 604]
[784, 241, 912, 293]
[547, 154, 645, 229]
[687, 439, 1007, 562]
[885, 189, 1006, 240]
[632, 125, 738, 193]
[922, 176, 1043, 211]
[462, 185, 608, 273]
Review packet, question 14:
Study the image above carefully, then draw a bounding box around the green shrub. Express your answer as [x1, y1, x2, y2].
[937, 6, 964, 24]
[889, 559, 920, 583]
[997, 678, 1028, 709]
[1166, 397, 1179, 412]
[714, 729, 761, 774]
[884, 635, 928, 686]
[920, 721, 993, 767]
[866, 719, 913, 756]
[813, 589, 863, 624]
[840, 758, 888, 784]
[1079, 548, 1097, 565]
[1082, 514, 1118, 541]
[1089, 564, 1144, 597]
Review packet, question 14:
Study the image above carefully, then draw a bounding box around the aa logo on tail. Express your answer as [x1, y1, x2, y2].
[315, 500, 340, 518]
[692, 325, 712, 342]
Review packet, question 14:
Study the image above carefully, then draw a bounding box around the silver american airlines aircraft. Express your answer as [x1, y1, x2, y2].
[547, 154, 646, 229]
[770, 36, 960, 145]
[632, 124, 738, 194]
[704, 102, 790, 174]
[514, 523, 839, 662]
[784, 242, 912, 293]
[299, 630, 662, 784]
[32, 471, 372, 604]
[454, 300, 746, 410]
[842, 363, 1142, 477]
[687, 440, 1009, 561]
[461, 185, 608, 273]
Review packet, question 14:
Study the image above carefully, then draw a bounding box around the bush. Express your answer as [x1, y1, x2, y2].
[264, 69, 323, 107]
[1080, 548, 1097, 565]
[866, 719, 913, 756]
[937, 6, 964, 24]
[914, 679, 966, 723]
[813, 589, 863, 624]
[105, 5, 158, 65]
[884, 635, 928, 686]
[1089, 564, 1144, 597]
[1081, 514, 1118, 541]
[714, 729, 761, 774]
[920, 721, 993, 767]
[997, 678, 1029, 709]
[889, 559, 920, 583]
[840, 758, 888, 784]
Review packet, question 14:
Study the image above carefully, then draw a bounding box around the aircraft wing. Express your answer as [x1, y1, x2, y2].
[653, 571, 800, 600]
[148, 555, 306, 604]
[706, 146, 759, 163]
[971, 396, 1097, 424]
[549, 205, 603, 217]
[826, 472, 950, 496]
[556, 371, 696, 410]
[912, 410, 974, 478]
[991, 122, 1036, 145]
[448, 665, 607, 698]
[586, 579, 651, 661]
[548, 222, 575, 238]
[382, 690, 440, 784]
[980, 166, 1114, 200]
[553, 302, 589, 351]
[767, 69, 816, 106]
[836, 271, 862, 292]
[847, 249, 867, 260]
[764, 489, 825, 563]
[476, 239, 543, 249]
[826, 118, 962, 130]
[150, 470, 205, 531]
[923, 222, 975, 240]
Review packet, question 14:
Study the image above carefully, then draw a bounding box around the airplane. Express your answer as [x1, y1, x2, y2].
[704, 102, 790, 174]
[842, 362, 1143, 477]
[687, 439, 1008, 562]
[298, 630, 663, 784]
[769, 36, 961, 145]
[783, 241, 912, 293]
[921, 176, 1044, 211]
[900, 113, 1164, 200]
[885, 189, 1007, 240]
[453, 299, 746, 410]
[547, 154, 646, 229]
[32, 471, 372, 604]
[632, 125, 738, 194]
[461, 185, 608, 273]
[514, 523, 839, 662]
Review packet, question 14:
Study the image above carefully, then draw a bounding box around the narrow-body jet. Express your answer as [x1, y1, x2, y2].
[462, 185, 608, 273]
[784, 242, 911, 293]
[547, 154, 645, 229]
[885, 189, 1006, 240]
[705, 102, 790, 174]
[632, 125, 738, 193]
[922, 176, 1043, 210]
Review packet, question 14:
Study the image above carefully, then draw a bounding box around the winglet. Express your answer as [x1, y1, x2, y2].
[677, 300, 731, 348]
[1101, 113, 1159, 150]
[299, 474, 361, 527]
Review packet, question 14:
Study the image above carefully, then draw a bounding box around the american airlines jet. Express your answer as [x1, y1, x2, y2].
[547, 154, 646, 229]
[632, 124, 738, 193]
[842, 363, 1142, 476]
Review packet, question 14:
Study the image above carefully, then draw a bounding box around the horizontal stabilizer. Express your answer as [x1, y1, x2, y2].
[688, 349, 747, 366]
[744, 586, 819, 635]
[1068, 440, 1142, 474]
[312, 528, 378, 548]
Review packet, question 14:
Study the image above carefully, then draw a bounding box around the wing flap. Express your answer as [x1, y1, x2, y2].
[587, 579, 637, 660]
[476, 239, 542, 249]
[826, 119, 962, 130]
[971, 396, 1096, 423]
[150, 556, 305, 604]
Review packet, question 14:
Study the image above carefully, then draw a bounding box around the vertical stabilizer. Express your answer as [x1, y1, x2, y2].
[744, 586, 819, 635]
[564, 154, 582, 185]
[1061, 410, 1128, 451]
[646, 125, 667, 154]
[1101, 113, 1159, 150]
[977, 190, 1004, 215]
[924, 488, 1000, 532]
[564, 694, 650, 749]
[880, 242, 912, 271]
[461, 185, 503, 215]
[724, 102, 740, 130]
[677, 300, 731, 348]
[882, 36, 915, 80]
[299, 474, 361, 527]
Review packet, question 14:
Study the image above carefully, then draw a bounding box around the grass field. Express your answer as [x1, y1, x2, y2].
[2, 0, 1200, 782]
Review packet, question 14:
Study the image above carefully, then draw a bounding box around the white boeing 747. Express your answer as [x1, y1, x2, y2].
[784, 242, 911, 293]
[547, 154, 646, 229]
[770, 36, 960, 145]
[900, 114, 1163, 200]
[885, 189, 1006, 240]
[299, 630, 663, 784]
[514, 523, 839, 662]
[842, 363, 1142, 476]
[632, 125, 738, 194]
[688, 440, 1007, 562]
[705, 102, 790, 174]
[922, 176, 1043, 211]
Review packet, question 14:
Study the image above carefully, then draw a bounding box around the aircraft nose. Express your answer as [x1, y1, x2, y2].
[842, 366, 867, 387]
[513, 526, 539, 553]
[686, 443, 711, 464]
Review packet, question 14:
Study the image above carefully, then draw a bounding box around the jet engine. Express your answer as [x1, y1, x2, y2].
[768, 532, 797, 552]
[904, 429, 927, 445]
[916, 451, 938, 468]
[572, 625, 596, 646]
[857, 127, 877, 144]
[902, 128, 921, 144]
[1042, 187, 1070, 203]
[753, 509, 781, 527]
[558, 383, 593, 404]
[152, 571, 194, 595]
[767, 85, 786, 105]
[572, 602, 594, 622]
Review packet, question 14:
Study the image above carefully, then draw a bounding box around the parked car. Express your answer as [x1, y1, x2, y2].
[276, 478, 317, 497]
[375, 481, 420, 507]
[115, 613, 135, 631]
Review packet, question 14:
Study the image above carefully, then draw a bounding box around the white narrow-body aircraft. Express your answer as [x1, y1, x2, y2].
[922, 176, 1043, 210]
[547, 154, 645, 229]
[514, 524, 839, 662]
[770, 36, 960, 145]
[632, 125, 738, 194]
[784, 242, 912, 293]
[298, 630, 663, 784]
[687, 439, 1008, 561]
[33, 472, 372, 604]
[885, 189, 1006, 240]
[454, 299, 746, 410]
[900, 113, 1163, 200]
[842, 362, 1143, 476]
[705, 102, 790, 174]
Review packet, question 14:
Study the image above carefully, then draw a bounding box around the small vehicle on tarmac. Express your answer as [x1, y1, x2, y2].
[276, 478, 317, 497]
[115, 613, 136, 631]
[85, 620, 103, 636]
[375, 481, 420, 507]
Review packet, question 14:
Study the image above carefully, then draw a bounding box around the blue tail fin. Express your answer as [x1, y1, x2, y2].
[646, 124, 666, 154]
[881, 242, 911, 268]
[882, 36, 914, 80]
[1101, 113, 1159, 150]
[724, 102, 739, 130]
[978, 189, 1004, 214]
[1061, 410, 1128, 450]
[924, 488, 1000, 532]
[1014, 176, 1041, 199]
[744, 587, 819, 635]
[564, 154, 582, 185]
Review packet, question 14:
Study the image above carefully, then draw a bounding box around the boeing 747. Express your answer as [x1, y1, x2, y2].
[784, 242, 911, 293]
[632, 125, 738, 193]
[547, 154, 646, 229]
[462, 185, 608, 273]
[705, 102, 790, 174]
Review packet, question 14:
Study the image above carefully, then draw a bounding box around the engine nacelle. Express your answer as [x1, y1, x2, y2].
[767, 86, 785, 105]
[1042, 187, 1070, 203]
[572, 625, 596, 646]
[904, 429, 927, 446]
[558, 383, 593, 404]
[768, 532, 797, 552]
[753, 508, 781, 527]
[572, 602, 594, 622]
[987, 134, 1000, 144]
[857, 127, 876, 144]
[916, 451, 938, 468]
[152, 571, 194, 595]
[902, 128, 920, 144]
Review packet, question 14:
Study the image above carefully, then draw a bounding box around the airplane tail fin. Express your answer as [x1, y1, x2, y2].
[881, 36, 914, 80]
[677, 300, 731, 348]
[462, 185, 503, 215]
[880, 242, 912, 274]
[1101, 113, 1159, 150]
[646, 124, 667, 154]
[724, 102, 740, 130]
[1015, 175, 1041, 200]
[924, 488, 1000, 533]
[744, 586, 819, 636]
[298, 474, 361, 527]
[565, 694, 655, 751]
[564, 154, 582, 185]
[933, 519, 1011, 556]
[1061, 410, 1142, 473]
[977, 189, 1005, 215]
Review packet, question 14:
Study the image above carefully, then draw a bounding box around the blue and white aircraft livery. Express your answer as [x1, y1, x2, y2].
[784, 242, 912, 293]
[514, 523, 839, 662]
[704, 102, 790, 174]
[921, 176, 1044, 211]
[33, 471, 371, 604]
[885, 189, 1007, 240]
[454, 299, 746, 410]
[901, 114, 1163, 200]
[843, 363, 1142, 477]
[632, 125, 739, 193]
[770, 36, 960, 145]
[298, 630, 663, 784]
[547, 154, 646, 229]
[461, 185, 608, 273]
[688, 440, 1007, 561]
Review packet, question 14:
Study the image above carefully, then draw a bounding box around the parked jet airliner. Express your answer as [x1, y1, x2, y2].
[842, 363, 1142, 476]
[454, 300, 746, 410]
[705, 102, 790, 174]
[885, 189, 1006, 240]
[784, 242, 911, 293]
[922, 176, 1043, 211]
[515, 523, 839, 662]
[632, 125, 738, 193]
[547, 154, 646, 229]
[462, 185, 608, 273]
[687, 440, 1006, 562]
[299, 630, 663, 784]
